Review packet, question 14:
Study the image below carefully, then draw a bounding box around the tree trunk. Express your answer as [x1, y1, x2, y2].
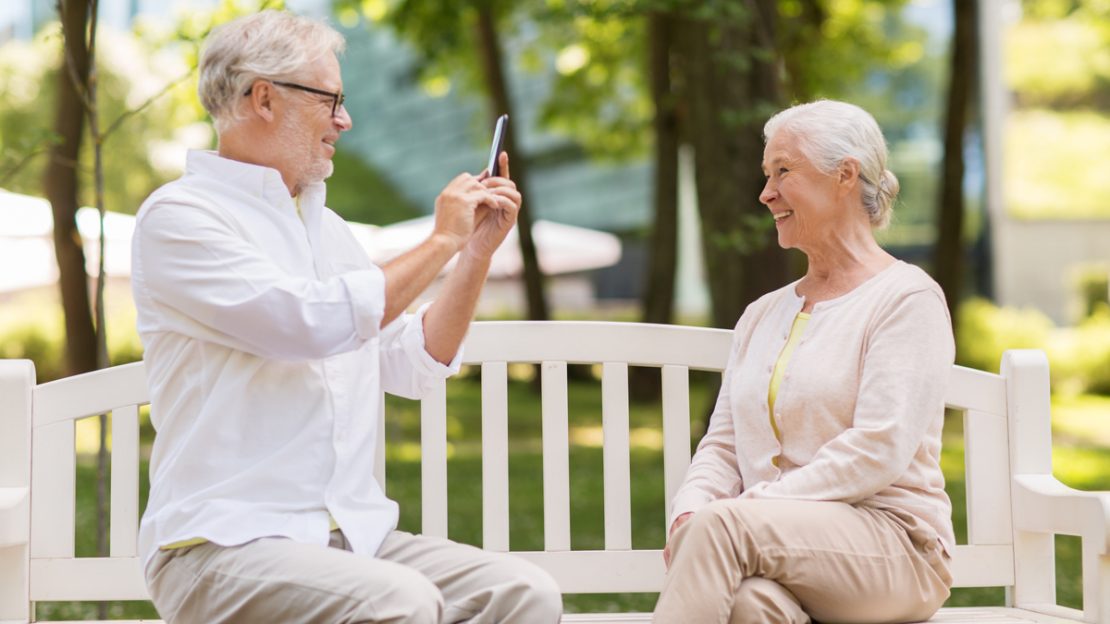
[933, 0, 977, 328]
[631, 11, 681, 402]
[46, 0, 97, 377]
[641, 12, 680, 328]
[675, 2, 790, 330]
[474, 4, 550, 321]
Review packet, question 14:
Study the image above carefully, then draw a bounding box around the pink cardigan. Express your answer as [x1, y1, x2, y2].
[671, 261, 956, 555]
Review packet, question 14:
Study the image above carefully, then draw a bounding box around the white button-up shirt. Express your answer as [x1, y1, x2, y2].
[132, 150, 460, 569]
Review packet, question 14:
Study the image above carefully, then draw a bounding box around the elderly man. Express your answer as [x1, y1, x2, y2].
[131, 10, 561, 623]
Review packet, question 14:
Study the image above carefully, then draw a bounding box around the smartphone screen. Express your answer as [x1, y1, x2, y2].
[486, 114, 509, 177]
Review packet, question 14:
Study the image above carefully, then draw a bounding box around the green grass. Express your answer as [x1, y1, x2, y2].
[40, 377, 1110, 620]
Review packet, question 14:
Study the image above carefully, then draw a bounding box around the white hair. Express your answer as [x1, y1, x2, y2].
[198, 10, 345, 133]
[764, 100, 899, 229]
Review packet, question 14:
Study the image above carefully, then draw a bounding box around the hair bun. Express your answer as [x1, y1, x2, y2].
[872, 169, 899, 228]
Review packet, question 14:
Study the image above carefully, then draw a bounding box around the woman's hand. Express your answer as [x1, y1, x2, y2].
[663, 512, 694, 569]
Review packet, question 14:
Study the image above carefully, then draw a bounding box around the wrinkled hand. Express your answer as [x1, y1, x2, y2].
[433, 172, 499, 252]
[465, 152, 521, 261]
[662, 512, 694, 569]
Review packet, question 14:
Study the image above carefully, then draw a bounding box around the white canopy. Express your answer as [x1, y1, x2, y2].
[0, 189, 622, 294]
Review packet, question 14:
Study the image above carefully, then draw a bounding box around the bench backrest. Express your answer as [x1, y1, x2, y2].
[2, 321, 1054, 612]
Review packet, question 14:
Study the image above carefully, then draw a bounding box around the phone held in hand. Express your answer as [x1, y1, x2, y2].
[486, 114, 508, 178]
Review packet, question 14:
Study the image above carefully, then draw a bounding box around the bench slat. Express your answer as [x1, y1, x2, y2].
[602, 363, 631, 551]
[661, 366, 692, 526]
[542, 362, 571, 552]
[33, 362, 148, 427]
[946, 365, 1007, 415]
[951, 544, 1015, 587]
[462, 322, 731, 370]
[515, 549, 664, 593]
[965, 409, 1014, 546]
[30, 421, 75, 559]
[421, 379, 448, 539]
[29, 557, 147, 601]
[109, 406, 140, 558]
[482, 362, 510, 552]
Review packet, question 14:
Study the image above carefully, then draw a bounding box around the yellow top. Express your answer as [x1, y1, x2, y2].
[768, 312, 810, 463]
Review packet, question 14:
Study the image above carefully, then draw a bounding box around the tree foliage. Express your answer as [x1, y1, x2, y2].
[0, 27, 195, 213]
[1003, 0, 1110, 218]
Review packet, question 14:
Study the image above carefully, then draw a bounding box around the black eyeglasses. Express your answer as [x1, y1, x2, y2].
[244, 80, 346, 117]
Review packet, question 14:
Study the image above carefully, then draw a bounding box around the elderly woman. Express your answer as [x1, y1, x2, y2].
[654, 100, 955, 624]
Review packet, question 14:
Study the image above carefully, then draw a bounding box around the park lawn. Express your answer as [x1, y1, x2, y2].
[41, 377, 1110, 620]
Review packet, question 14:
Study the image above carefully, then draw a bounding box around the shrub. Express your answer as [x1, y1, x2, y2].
[1, 293, 143, 382]
[0, 323, 66, 382]
[956, 298, 1055, 373]
[1051, 305, 1110, 395]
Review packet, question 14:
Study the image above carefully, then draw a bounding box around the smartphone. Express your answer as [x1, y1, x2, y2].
[486, 114, 509, 177]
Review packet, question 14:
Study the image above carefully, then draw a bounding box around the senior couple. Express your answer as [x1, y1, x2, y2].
[134, 10, 954, 624]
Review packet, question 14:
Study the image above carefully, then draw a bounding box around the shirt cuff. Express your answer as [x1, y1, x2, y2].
[400, 301, 463, 378]
[737, 481, 770, 499]
[340, 266, 386, 341]
[669, 490, 713, 529]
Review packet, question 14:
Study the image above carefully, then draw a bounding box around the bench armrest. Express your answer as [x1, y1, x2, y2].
[1013, 474, 1110, 553]
[1012, 474, 1110, 622]
[0, 487, 29, 548]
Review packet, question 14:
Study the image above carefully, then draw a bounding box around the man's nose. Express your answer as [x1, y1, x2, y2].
[335, 104, 353, 131]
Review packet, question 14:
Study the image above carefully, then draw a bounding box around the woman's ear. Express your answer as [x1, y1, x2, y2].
[838, 157, 861, 190]
[247, 80, 277, 123]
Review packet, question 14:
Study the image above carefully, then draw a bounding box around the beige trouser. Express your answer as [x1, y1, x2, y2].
[653, 499, 952, 624]
[145, 529, 562, 623]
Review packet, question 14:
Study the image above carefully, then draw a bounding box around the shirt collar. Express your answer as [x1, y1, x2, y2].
[183, 150, 326, 220]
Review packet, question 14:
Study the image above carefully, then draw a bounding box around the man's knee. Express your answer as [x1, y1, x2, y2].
[361, 567, 444, 624]
[516, 560, 563, 621]
[481, 555, 562, 622]
[730, 577, 808, 624]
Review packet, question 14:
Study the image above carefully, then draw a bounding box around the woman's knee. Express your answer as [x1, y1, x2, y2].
[730, 577, 808, 624]
[682, 499, 766, 543]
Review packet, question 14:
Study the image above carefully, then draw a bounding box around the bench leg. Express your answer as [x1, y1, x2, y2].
[0, 543, 30, 622]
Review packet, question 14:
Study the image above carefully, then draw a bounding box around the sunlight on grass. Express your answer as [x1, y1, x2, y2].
[569, 425, 664, 450]
[1052, 446, 1110, 489]
[1053, 393, 1110, 448]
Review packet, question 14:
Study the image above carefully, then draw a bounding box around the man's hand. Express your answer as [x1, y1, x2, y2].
[433, 172, 498, 252]
[466, 152, 520, 260]
[663, 511, 694, 569]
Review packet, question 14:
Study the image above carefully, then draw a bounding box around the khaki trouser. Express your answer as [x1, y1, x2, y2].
[146, 529, 562, 624]
[653, 499, 952, 624]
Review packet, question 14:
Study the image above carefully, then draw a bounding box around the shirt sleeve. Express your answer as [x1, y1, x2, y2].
[132, 201, 384, 361]
[377, 301, 462, 400]
[740, 289, 954, 504]
[669, 331, 745, 528]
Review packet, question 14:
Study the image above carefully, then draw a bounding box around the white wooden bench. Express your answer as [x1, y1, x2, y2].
[1, 321, 1108, 623]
